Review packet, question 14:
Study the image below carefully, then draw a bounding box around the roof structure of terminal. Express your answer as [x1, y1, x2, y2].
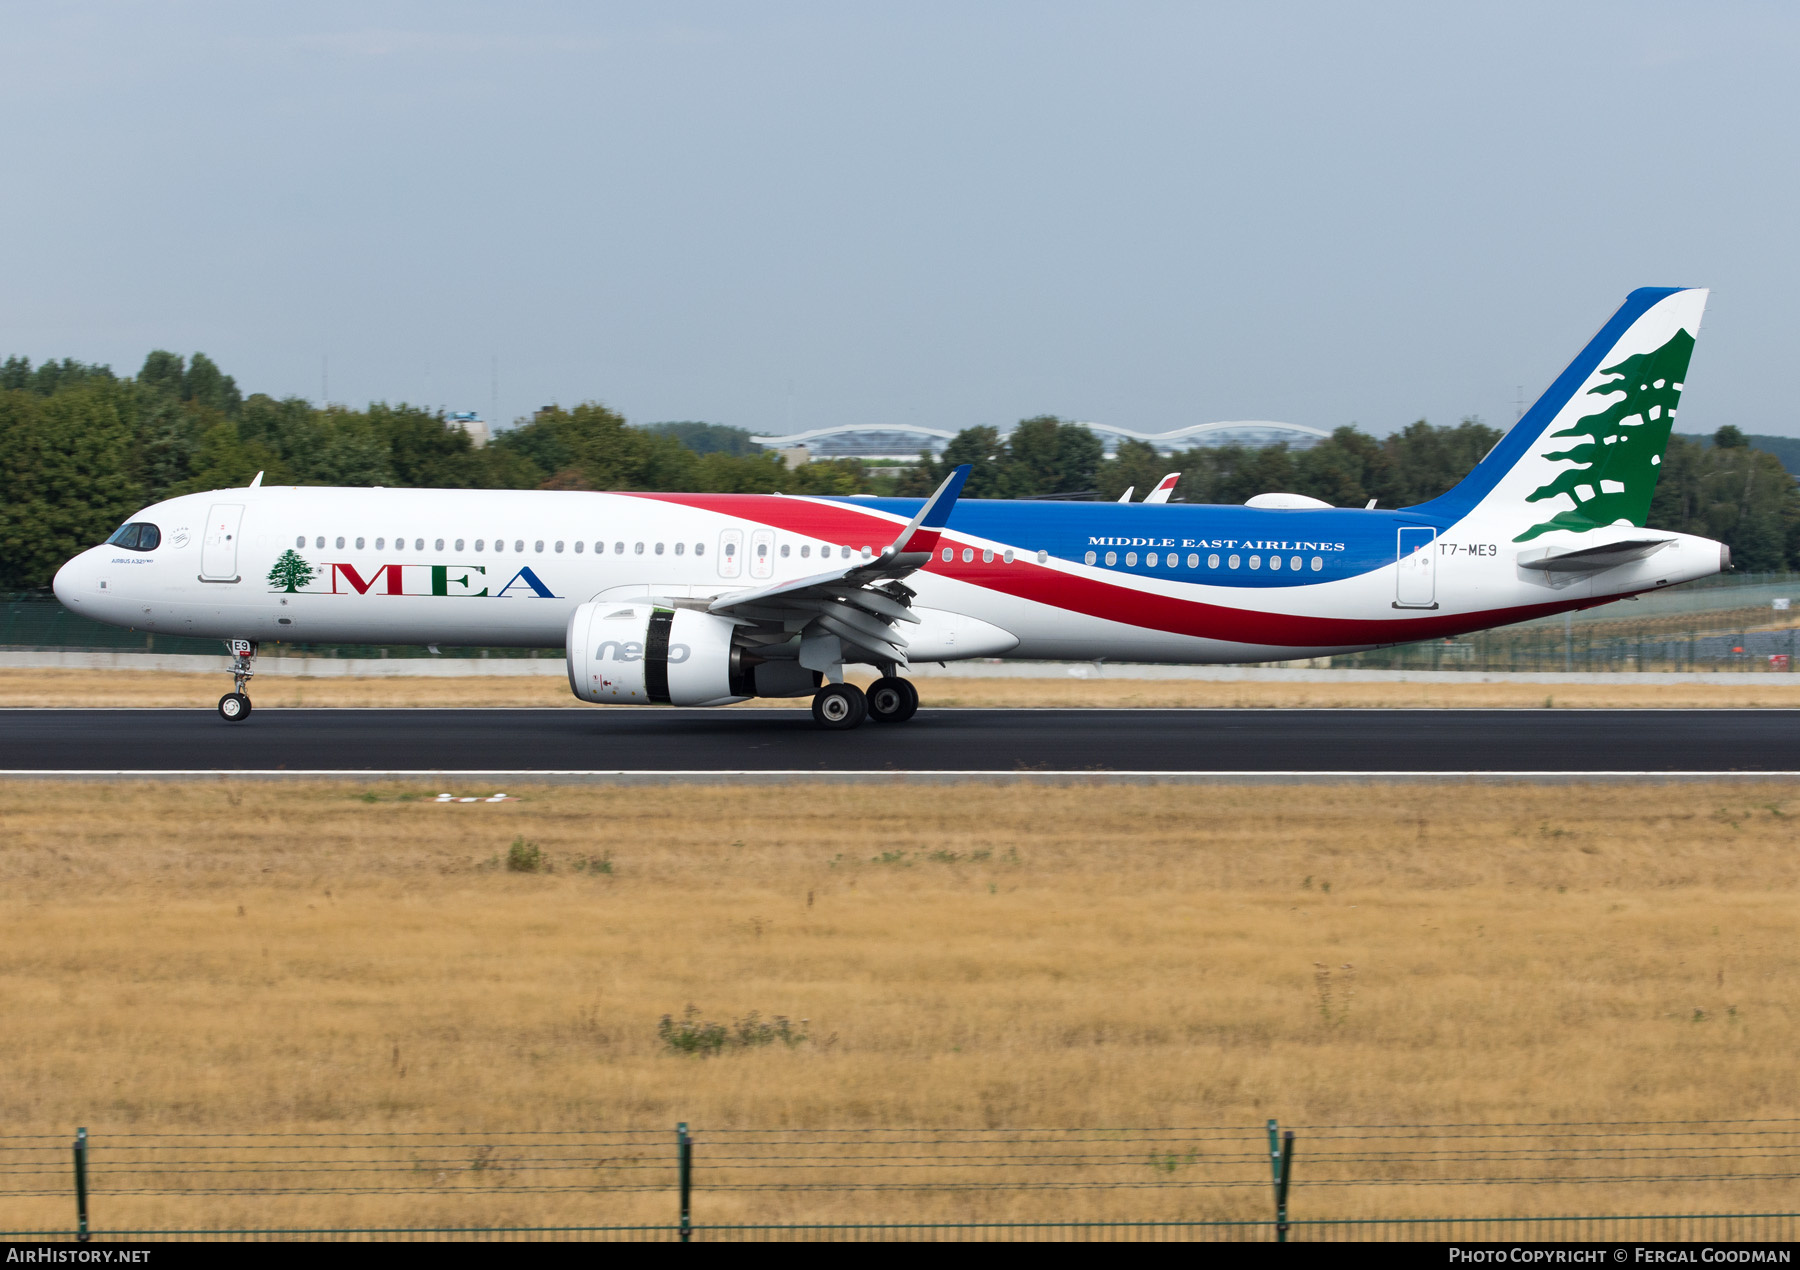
[749, 420, 1330, 458]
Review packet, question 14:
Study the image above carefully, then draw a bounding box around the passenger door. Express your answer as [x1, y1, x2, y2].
[201, 504, 245, 581]
[1395, 526, 1437, 608]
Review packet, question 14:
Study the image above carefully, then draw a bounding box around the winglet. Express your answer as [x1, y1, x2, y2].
[1116, 486, 1135, 504]
[1143, 472, 1180, 504]
[888, 464, 970, 559]
[249, 470, 264, 488]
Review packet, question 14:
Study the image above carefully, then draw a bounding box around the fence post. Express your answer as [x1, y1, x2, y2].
[1265, 1120, 1283, 1240]
[1276, 1130, 1295, 1242]
[677, 1122, 692, 1243]
[72, 1127, 89, 1243]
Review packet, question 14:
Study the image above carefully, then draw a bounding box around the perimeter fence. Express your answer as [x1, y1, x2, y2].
[5, 572, 1800, 672]
[5, 1119, 1800, 1242]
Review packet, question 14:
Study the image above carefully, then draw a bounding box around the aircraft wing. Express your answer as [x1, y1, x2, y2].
[707, 465, 970, 672]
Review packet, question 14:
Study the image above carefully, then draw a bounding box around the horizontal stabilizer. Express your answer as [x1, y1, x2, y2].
[1518, 534, 1674, 573]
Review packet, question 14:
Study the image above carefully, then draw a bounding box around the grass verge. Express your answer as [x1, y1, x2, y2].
[1, 779, 1797, 1228]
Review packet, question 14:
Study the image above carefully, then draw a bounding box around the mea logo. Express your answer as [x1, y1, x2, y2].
[267, 558, 559, 599]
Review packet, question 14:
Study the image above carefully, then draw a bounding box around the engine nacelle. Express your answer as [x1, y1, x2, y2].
[566, 601, 752, 707]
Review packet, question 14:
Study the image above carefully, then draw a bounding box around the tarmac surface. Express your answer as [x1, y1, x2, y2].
[2, 707, 1798, 775]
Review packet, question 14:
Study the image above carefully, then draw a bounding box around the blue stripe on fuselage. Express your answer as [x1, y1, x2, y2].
[826, 498, 1441, 589]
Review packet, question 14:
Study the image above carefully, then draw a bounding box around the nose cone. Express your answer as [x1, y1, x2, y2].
[53, 551, 90, 608]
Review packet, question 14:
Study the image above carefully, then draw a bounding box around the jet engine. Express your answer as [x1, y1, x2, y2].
[566, 601, 758, 706]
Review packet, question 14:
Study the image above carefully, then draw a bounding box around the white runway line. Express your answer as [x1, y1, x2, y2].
[6, 769, 1800, 781]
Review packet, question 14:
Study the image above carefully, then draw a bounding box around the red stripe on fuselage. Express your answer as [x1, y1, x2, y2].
[624, 492, 1602, 646]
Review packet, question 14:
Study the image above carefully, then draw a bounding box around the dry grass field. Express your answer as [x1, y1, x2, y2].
[2, 778, 1799, 1230]
[7, 666, 1800, 710]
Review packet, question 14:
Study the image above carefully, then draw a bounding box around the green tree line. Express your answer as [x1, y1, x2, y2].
[3, 351, 1797, 591]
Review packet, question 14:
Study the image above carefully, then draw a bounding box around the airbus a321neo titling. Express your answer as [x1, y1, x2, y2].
[55, 288, 1726, 729]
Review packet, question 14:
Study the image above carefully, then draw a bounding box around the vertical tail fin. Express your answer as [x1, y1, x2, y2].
[1415, 287, 1708, 540]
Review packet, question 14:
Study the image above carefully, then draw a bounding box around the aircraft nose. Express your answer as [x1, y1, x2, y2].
[53, 553, 87, 607]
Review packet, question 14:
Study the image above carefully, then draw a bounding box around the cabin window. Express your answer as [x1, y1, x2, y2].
[1207, 554, 1218, 568]
[655, 542, 665, 555]
[1188, 553, 1200, 568]
[435, 538, 445, 551]
[1311, 556, 1323, 571]
[1227, 554, 1239, 569]
[414, 539, 423, 551]
[780, 544, 790, 558]
[941, 548, 953, 562]
[1104, 552, 1117, 566]
[1145, 552, 1157, 567]
[335, 536, 345, 549]
[356, 537, 366, 549]
[534, 540, 544, 553]
[394, 538, 404, 552]
[1085, 551, 1097, 565]
[1003, 549, 1014, 564]
[1037, 550, 1048, 564]
[842, 546, 853, 559]
[635, 542, 645, 555]
[694, 542, 705, 557]
[314, 536, 324, 549]
[615, 542, 625, 554]
[554, 541, 564, 553]
[574, 541, 583, 553]
[1125, 552, 1137, 566]
[513, 540, 524, 552]
[294, 536, 304, 548]
[961, 548, 973, 563]
[982, 549, 993, 563]
[474, 540, 484, 552]
[1249, 555, 1261, 569]
[593, 542, 603, 553]
[1270, 555, 1282, 571]
[455, 539, 464, 551]
[675, 542, 685, 556]
[376, 537, 386, 550]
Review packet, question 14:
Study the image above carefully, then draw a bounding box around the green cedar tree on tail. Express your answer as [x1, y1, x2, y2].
[1516, 328, 1697, 541]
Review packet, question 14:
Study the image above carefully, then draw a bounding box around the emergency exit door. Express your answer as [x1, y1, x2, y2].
[717, 528, 744, 579]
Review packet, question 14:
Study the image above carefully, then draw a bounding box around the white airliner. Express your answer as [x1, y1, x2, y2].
[54, 288, 1726, 728]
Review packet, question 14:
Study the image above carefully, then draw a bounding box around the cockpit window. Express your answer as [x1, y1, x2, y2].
[106, 522, 160, 551]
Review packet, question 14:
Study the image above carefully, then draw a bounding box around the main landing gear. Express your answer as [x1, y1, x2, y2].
[811, 677, 919, 730]
[218, 638, 256, 722]
[866, 676, 919, 724]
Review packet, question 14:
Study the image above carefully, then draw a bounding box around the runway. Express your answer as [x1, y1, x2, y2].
[2, 708, 1798, 777]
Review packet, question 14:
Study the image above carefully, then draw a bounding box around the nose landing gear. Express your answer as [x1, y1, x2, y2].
[218, 638, 256, 722]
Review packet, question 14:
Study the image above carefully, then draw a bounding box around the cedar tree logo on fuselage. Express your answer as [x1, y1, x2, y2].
[269, 560, 559, 598]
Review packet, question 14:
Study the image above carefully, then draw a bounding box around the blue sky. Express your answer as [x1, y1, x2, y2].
[3, 2, 1796, 438]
